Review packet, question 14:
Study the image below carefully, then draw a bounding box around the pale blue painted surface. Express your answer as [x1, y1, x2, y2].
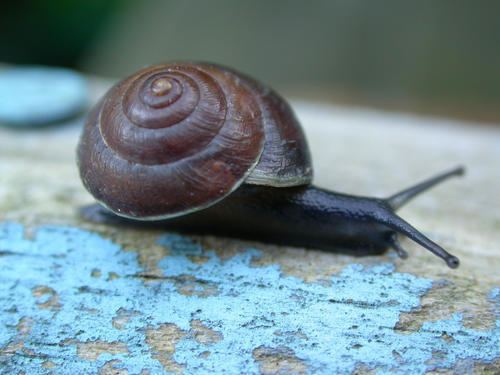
[0, 67, 88, 127]
[0, 222, 498, 374]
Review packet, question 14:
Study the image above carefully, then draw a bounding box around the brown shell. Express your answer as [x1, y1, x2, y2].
[237, 69, 313, 187]
[77, 62, 312, 219]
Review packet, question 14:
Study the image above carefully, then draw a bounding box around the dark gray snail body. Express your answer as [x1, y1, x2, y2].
[78, 62, 463, 268]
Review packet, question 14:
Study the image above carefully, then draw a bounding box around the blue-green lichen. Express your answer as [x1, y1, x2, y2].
[0, 223, 498, 374]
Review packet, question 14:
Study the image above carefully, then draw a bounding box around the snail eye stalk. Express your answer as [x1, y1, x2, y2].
[386, 166, 464, 210]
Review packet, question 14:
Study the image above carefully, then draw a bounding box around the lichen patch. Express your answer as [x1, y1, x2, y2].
[145, 323, 186, 374]
[73, 340, 129, 361]
[252, 345, 308, 375]
[190, 320, 223, 345]
[32, 285, 61, 310]
[112, 308, 139, 330]
[397, 278, 497, 332]
[99, 359, 129, 375]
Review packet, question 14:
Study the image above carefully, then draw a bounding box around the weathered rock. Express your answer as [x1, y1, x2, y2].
[0, 77, 498, 373]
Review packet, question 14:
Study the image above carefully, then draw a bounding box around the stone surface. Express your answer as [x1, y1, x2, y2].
[0, 78, 499, 374]
[0, 66, 88, 127]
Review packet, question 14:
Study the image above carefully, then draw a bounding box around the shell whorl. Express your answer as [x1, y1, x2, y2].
[77, 62, 313, 219]
[100, 66, 227, 165]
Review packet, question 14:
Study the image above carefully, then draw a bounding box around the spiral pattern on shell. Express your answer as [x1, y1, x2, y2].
[78, 62, 313, 219]
[78, 63, 266, 219]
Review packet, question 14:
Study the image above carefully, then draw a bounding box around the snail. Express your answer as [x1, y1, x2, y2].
[77, 62, 464, 268]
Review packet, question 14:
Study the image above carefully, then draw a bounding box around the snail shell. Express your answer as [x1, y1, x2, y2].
[77, 62, 312, 219]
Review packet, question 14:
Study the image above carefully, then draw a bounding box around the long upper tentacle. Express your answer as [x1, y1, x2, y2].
[387, 166, 464, 210]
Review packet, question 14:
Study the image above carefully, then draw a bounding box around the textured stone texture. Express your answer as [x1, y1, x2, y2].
[0, 79, 498, 374]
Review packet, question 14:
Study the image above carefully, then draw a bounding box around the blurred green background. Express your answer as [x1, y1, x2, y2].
[1, 0, 499, 123]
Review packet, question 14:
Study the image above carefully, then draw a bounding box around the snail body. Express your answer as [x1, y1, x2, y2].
[78, 62, 463, 268]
